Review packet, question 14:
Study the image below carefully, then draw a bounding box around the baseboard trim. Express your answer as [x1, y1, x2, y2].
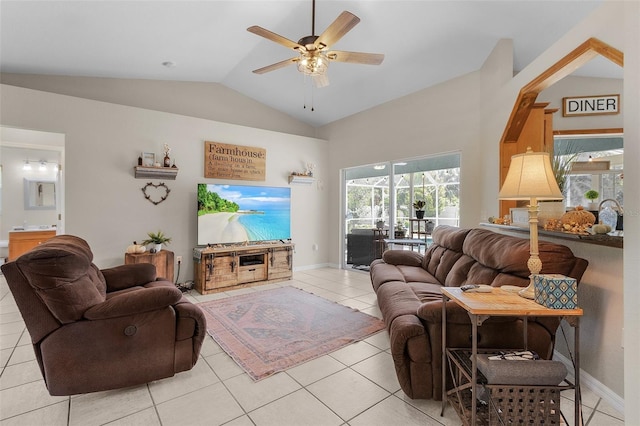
[554, 350, 624, 416]
[293, 263, 332, 272]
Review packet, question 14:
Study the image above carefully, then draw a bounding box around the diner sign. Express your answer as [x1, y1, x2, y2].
[562, 94, 619, 117]
[204, 141, 266, 181]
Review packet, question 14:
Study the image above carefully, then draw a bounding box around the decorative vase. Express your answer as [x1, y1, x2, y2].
[426, 220, 435, 234]
[153, 243, 162, 252]
[416, 210, 425, 219]
[164, 155, 171, 167]
[599, 205, 618, 231]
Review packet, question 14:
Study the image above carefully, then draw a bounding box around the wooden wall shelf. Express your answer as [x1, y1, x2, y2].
[134, 166, 178, 180]
[288, 175, 315, 185]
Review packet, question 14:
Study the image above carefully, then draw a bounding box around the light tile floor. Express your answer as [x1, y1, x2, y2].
[0, 268, 625, 425]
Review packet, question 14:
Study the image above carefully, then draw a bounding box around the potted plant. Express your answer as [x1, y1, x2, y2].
[413, 200, 426, 219]
[539, 146, 576, 226]
[584, 189, 599, 211]
[142, 230, 172, 252]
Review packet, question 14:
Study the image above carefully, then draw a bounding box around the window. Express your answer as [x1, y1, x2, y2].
[555, 136, 623, 209]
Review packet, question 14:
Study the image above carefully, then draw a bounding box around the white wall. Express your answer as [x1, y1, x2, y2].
[318, 71, 484, 263]
[0, 86, 330, 280]
[621, 1, 640, 423]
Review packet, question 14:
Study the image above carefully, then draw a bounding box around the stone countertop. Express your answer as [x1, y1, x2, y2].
[10, 226, 57, 233]
[480, 222, 623, 249]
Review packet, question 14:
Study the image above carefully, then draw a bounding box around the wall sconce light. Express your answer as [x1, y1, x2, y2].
[39, 161, 47, 171]
[23, 161, 32, 171]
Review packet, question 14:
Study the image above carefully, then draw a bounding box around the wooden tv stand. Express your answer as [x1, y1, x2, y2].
[193, 242, 294, 294]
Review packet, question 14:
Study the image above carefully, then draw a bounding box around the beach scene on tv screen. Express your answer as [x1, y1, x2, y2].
[197, 184, 291, 245]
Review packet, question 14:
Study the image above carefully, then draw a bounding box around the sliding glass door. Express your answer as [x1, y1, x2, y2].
[342, 153, 460, 270]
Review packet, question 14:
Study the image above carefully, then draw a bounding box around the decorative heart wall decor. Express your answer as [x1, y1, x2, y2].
[141, 182, 171, 205]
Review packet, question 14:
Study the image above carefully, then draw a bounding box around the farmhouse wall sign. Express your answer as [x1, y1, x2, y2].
[562, 94, 620, 117]
[204, 141, 266, 181]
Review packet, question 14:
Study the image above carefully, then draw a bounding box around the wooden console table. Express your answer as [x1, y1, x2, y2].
[125, 250, 174, 282]
[441, 287, 583, 425]
[193, 242, 294, 294]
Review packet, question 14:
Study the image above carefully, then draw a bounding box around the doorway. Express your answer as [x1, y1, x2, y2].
[0, 127, 65, 263]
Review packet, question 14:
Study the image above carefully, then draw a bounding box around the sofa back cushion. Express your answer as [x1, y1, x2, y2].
[15, 235, 107, 324]
[422, 226, 471, 283]
[421, 226, 586, 287]
[463, 228, 583, 280]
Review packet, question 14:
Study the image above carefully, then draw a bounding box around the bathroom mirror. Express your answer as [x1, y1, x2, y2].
[24, 178, 56, 210]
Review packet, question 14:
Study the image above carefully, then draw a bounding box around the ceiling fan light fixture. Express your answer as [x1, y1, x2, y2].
[297, 51, 328, 76]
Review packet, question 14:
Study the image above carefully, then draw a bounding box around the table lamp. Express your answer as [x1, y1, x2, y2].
[499, 147, 564, 299]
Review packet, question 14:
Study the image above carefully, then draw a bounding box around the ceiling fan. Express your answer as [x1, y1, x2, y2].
[247, 0, 384, 88]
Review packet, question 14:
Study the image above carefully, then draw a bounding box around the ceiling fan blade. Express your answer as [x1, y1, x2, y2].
[315, 11, 360, 49]
[247, 26, 302, 50]
[252, 57, 298, 74]
[312, 74, 330, 88]
[326, 51, 384, 65]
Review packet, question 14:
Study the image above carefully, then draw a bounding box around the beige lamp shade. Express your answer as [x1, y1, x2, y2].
[499, 147, 563, 201]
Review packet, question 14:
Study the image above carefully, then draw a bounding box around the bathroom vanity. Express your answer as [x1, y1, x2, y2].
[8, 228, 57, 261]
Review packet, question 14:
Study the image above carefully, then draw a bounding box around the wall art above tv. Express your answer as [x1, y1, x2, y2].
[197, 183, 291, 246]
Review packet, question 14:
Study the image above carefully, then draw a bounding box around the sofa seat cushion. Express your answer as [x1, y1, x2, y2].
[410, 282, 444, 303]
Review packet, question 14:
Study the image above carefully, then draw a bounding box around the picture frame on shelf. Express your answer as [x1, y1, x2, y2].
[510, 207, 529, 227]
[142, 152, 155, 167]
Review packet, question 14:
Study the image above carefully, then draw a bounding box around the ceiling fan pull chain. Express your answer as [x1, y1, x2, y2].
[303, 74, 308, 109]
[311, 83, 315, 111]
[311, 0, 316, 36]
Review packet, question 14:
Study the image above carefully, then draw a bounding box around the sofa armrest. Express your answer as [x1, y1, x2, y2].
[83, 286, 182, 320]
[382, 250, 423, 267]
[101, 264, 157, 292]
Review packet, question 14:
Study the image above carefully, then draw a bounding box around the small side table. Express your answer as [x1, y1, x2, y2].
[125, 250, 174, 282]
[408, 218, 432, 243]
[441, 287, 583, 425]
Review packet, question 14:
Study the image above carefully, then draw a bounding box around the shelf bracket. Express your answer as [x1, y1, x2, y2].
[469, 314, 491, 326]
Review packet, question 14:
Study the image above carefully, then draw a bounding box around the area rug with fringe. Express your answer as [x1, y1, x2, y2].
[198, 286, 385, 381]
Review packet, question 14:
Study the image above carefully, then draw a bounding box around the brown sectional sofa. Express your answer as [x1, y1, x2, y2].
[370, 225, 588, 400]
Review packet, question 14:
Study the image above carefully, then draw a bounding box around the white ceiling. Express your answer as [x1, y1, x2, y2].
[0, 1, 622, 127]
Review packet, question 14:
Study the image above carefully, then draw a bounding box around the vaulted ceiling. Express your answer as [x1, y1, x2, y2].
[1, 1, 621, 127]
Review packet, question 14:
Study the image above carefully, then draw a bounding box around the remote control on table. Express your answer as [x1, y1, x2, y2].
[460, 284, 493, 293]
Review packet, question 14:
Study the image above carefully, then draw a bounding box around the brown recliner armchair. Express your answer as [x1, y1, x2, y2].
[1, 234, 206, 396]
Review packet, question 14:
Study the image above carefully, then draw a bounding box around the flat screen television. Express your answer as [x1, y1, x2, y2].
[197, 183, 291, 246]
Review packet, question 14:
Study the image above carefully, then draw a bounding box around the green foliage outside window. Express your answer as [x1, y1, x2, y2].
[197, 185, 240, 215]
